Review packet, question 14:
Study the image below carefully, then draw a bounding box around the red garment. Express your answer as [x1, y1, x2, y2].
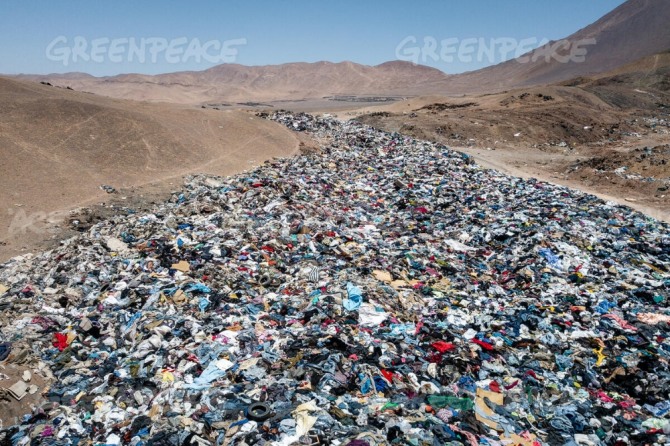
[53, 333, 69, 351]
[381, 369, 395, 382]
[472, 338, 494, 351]
[505, 380, 520, 390]
[432, 341, 457, 353]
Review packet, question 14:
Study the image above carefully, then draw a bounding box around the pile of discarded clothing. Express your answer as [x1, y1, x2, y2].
[1, 111, 670, 446]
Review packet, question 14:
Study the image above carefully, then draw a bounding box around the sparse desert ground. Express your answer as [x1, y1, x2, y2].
[0, 78, 307, 261]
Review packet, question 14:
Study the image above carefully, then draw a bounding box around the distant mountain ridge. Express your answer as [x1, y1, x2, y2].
[16, 61, 450, 104]
[13, 0, 670, 102]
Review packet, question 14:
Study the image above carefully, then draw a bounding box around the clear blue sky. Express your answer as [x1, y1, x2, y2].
[0, 0, 627, 76]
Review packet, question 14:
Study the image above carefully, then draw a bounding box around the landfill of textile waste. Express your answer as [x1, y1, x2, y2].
[1, 111, 670, 446]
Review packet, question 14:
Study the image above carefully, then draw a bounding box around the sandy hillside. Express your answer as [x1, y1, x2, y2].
[0, 77, 304, 261]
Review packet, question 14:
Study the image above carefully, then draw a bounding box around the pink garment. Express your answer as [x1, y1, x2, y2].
[449, 424, 479, 446]
[602, 314, 638, 331]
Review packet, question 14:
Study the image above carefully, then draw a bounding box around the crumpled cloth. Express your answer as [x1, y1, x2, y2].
[637, 313, 670, 325]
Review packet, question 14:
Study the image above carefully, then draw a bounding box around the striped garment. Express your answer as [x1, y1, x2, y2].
[307, 266, 320, 284]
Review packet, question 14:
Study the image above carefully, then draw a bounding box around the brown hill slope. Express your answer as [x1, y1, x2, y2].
[580, 50, 670, 108]
[442, 0, 670, 93]
[0, 76, 301, 260]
